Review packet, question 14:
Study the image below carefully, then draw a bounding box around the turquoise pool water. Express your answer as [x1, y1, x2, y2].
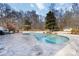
[34, 33, 69, 44]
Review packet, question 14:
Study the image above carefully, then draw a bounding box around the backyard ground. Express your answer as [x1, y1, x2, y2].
[0, 32, 79, 56]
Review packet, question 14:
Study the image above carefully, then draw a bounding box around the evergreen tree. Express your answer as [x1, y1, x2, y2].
[23, 20, 31, 31]
[45, 11, 59, 31]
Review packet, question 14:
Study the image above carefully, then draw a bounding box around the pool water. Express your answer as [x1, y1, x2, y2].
[34, 33, 69, 44]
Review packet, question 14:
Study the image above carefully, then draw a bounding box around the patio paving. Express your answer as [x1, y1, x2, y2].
[0, 33, 71, 56]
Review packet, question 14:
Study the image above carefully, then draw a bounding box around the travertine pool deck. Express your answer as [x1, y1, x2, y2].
[0, 32, 78, 56]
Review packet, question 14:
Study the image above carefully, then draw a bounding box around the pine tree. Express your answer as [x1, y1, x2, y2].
[45, 11, 59, 31]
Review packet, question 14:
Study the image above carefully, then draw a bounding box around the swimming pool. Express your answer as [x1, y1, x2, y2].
[34, 33, 69, 44]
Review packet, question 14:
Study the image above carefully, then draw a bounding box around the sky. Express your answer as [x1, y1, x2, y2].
[8, 3, 72, 16]
[8, 3, 50, 16]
